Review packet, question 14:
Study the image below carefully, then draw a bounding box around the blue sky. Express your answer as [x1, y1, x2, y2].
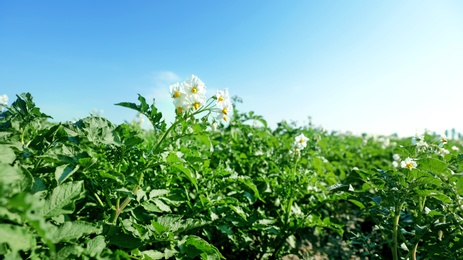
[1, 0, 462, 137]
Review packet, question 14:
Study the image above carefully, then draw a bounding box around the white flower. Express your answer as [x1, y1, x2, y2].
[215, 98, 232, 121]
[392, 154, 401, 161]
[392, 161, 399, 168]
[452, 146, 459, 152]
[216, 89, 229, 104]
[169, 75, 207, 114]
[185, 92, 206, 111]
[401, 157, 417, 170]
[439, 134, 448, 145]
[169, 82, 186, 100]
[292, 133, 309, 151]
[412, 134, 428, 148]
[0, 94, 7, 111]
[0, 95, 7, 105]
[182, 74, 206, 97]
[295, 133, 309, 145]
[437, 147, 450, 157]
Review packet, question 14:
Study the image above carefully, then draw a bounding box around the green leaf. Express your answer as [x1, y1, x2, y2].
[49, 221, 101, 243]
[0, 145, 16, 164]
[141, 250, 165, 260]
[418, 158, 447, 174]
[149, 189, 170, 198]
[153, 199, 171, 212]
[41, 181, 85, 218]
[172, 164, 197, 189]
[115, 102, 140, 112]
[348, 199, 365, 210]
[55, 164, 80, 184]
[31, 177, 47, 193]
[237, 177, 262, 201]
[86, 235, 106, 257]
[0, 163, 22, 186]
[182, 235, 223, 260]
[56, 244, 84, 259]
[0, 224, 35, 253]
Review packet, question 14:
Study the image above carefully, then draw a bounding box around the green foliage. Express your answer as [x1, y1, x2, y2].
[1, 92, 463, 259]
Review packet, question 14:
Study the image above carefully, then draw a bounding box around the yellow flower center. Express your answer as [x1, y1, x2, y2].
[406, 163, 413, 169]
[193, 102, 200, 110]
[173, 91, 181, 98]
[223, 115, 228, 121]
[222, 108, 228, 115]
[176, 107, 183, 114]
[218, 96, 224, 102]
[191, 86, 198, 94]
[299, 139, 304, 143]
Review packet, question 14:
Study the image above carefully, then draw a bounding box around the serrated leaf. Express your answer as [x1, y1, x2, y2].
[41, 181, 85, 218]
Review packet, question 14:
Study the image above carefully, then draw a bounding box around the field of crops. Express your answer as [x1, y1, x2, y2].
[2, 76, 463, 259]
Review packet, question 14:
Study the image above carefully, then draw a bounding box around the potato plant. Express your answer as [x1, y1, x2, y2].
[1, 77, 463, 259]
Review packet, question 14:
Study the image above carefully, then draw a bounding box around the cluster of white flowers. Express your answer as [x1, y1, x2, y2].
[0, 94, 8, 111]
[170, 75, 207, 114]
[412, 134, 428, 148]
[437, 147, 450, 157]
[392, 153, 401, 168]
[401, 157, 417, 170]
[214, 88, 232, 122]
[169, 75, 232, 122]
[291, 133, 309, 151]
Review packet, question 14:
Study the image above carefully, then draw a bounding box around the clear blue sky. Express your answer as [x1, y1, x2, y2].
[1, 0, 462, 137]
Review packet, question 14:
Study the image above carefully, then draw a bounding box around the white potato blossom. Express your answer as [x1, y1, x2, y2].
[292, 133, 309, 151]
[391, 154, 401, 168]
[401, 157, 417, 170]
[452, 146, 460, 152]
[169, 75, 207, 114]
[0, 94, 7, 111]
[182, 75, 206, 97]
[437, 147, 450, 157]
[439, 134, 448, 145]
[411, 134, 428, 147]
[214, 88, 233, 122]
[215, 98, 232, 122]
[216, 89, 229, 104]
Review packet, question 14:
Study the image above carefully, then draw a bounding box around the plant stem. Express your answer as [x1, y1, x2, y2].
[409, 196, 425, 260]
[111, 174, 143, 224]
[410, 242, 418, 260]
[392, 203, 403, 260]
